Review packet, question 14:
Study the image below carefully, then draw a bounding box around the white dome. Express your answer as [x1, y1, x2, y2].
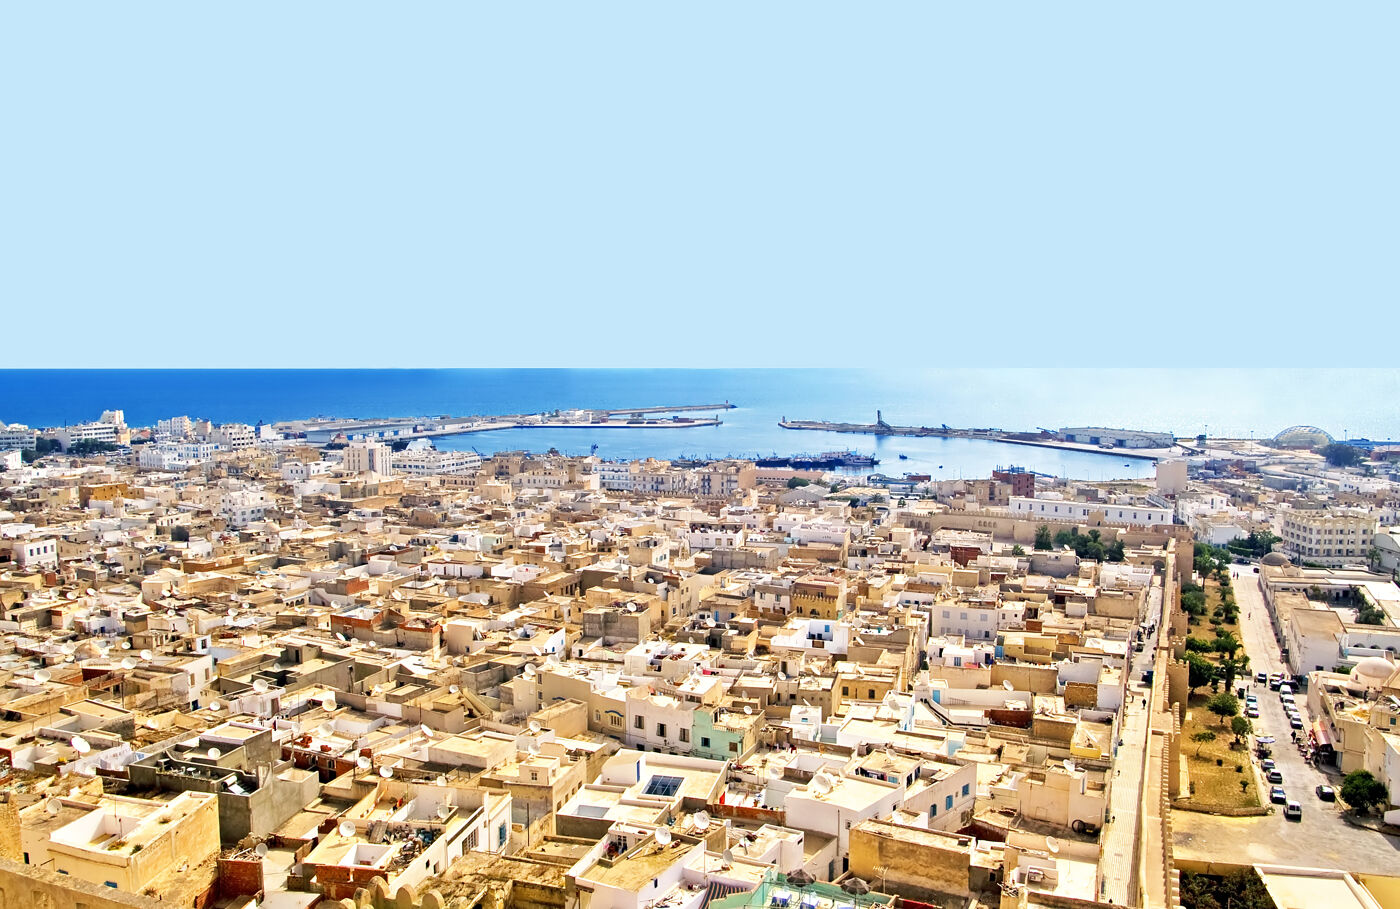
[1353, 657, 1395, 682]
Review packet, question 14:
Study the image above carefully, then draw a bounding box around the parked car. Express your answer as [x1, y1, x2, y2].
[1261, 759, 1276, 772]
[1246, 707, 1260, 718]
[1256, 672, 1269, 683]
[1270, 786, 1287, 804]
[1284, 800, 1302, 820]
[1290, 716, 1305, 730]
[1267, 769, 1284, 784]
[1269, 675, 1284, 690]
[1316, 785, 1336, 802]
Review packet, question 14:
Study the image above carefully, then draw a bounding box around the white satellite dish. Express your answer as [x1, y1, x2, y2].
[121, 641, 132, 650]
[437, 805, 452, 820]
[655, 829, 672, 846]
[71, 736, 91, 754]
[338, 821, 356, 837]
[357, 755, 372, 770]
[140, 649, 154, 661]
[1046, 837, 1060, 854]
[63, 655, 75, 663]
[145, 718, 160, 729]
[1003, 680, 1014, 691]
[335, 632, 347, 642]
[449, 685, 460, 694]
[46, 798, 62, 816]
[121, 657, 138, 670]
[523, 664, 537, 679]
[35, 669, 52, 683]
[722, 848, 734, 865]
[255, 843, 269, 858]
[1062, 759, 1076, 774]
[767, 764, 783, 779]
[209, 701, 222, 711]
[743, 706, 753, 715]
[778, 672, 788, 682]
[322, 696, 337, 711]
[378, 766, 393, 779]
[420, 724, 434, 737]
[811, 774, 831, 795]
[254, 679, 270, 693]
[60, 642, 76, 655]
[436, 776, 447, 787]
[86, 587, 96, 596]
[528, 719, 542, 734]
[207, 747, 222, 760]
[694, 811, 711, 831]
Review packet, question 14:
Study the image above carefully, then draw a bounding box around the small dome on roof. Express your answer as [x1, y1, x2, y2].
[1260, 552, 1291, 567]
[1353, 657, 1396, 685]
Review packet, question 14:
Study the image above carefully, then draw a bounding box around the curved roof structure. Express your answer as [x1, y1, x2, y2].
[1273, 425, 1335, 448]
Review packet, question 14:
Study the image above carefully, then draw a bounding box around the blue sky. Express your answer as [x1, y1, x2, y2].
[3, 3, 1396, 367]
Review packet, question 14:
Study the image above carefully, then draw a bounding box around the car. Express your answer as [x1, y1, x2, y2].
[1261, 759, 1276, 772]
[1270, 786, 1287, 804]
[1290, 716, 1305, 730]
[1316, 785, 1336, 802]
[1284, 800, 1302, 820]
[1267, 769, 1284, 784]
[1246, 707, 1260, 718]
[1269, 676, 1283, 691]
[1256, 672, 1269, 683]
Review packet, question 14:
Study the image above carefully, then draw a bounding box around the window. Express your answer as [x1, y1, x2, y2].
[961, 784, 970, 797]
[644, 775, 684, 797]
[868, 689, 875, 699]
[611, 714, 622, 727]
[729, 741, 739, 753]
[657, 723, 667, 737]
[945, 795, 954, 811]
[842, 686, 850, 696]
[680, 728, 690, 743]
[499, 823, 508, 847]
[701, 737, 711, 748]
[635, 716, 644, 730]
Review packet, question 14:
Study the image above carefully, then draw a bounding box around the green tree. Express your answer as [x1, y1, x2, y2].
[1219, 655, 1249, 692]
[1011, 544, 1026, 556]
[1191, 729, 1217, 757]
[1370, 547, 1384, 571]
[786, 477, 811, 489]
[1230, 714, 1252, 743]
[1185, 652, 1216, 697]
[1340, 770, 1389, 814]
[1184, 637, 1214, 653]
[1205, 692, 1240, 726]
[1053, 528, 1075, 549]
[1212, 631, 1240, 659]
[1319, 442, 1363, 467]
[1034, 525, 1054, 550]
[1106, 540, 1126, 562]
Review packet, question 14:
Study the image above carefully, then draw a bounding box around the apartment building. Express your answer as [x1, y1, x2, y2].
[1278, 505, 1380, 566]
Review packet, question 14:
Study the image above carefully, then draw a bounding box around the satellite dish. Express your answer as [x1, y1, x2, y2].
[145, 718, 159, 729]
[694, 811, 711, 831]
[449, 685, 460, 694]
[64, 655, 75, 663]
[338, 821, 356, 837]
[35, 669, 52, 683]
[253, 679, 270, 694]
[743, 706, 753, 715]
[378, 766, 393, 779]
[437, 805, 452, 820]
[335, 633, 347, 642]
[722, 848, 734, 865]
[1062, 759, 1076, 774]
[811, 774, 831, 795]
[121, 641, 132, 650]
[655, 829, 672, 846]
[207, 747, 222, 760]
[357, 756, 372, 770]
[86, 587, 97, 596]
[121, 657, 138, 670]
[322, 696, 336, 711]
[528, 719, 542, 734]
[71, 736, 91, 754]
[209, 701, 222, 711]
[140, 649, 154, 661]
[60, 642, 76, 655]
[420, 724, 434, 737]
[767, 765, 783, 779]
[255, 843, 269, 858]
[436, 776, 447, 787]
[46, 798, 62, 816]
[1003, 680, 1014, 691]
[523, 664, 537, 679]
[778, 672, 788, 682]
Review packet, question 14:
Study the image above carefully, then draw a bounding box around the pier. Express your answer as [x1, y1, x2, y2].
[274, 404, 728, 444]
[778, 417, 1182, 461]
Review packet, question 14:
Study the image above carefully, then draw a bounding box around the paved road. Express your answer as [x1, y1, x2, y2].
[1099, 584, 1163, 904]
[1173, 567, 1400, 874]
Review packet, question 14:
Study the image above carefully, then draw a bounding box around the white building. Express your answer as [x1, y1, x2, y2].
[155, 415, 193, 440]
[1010, 496, 1172, 528]
[209, 423, 257, 450]
[138, 441, 220, 470]
[1278, 505, 1379, 567]
[931, 600, 1025, 641]
[220, 487, 269, 528]
[393, 447, 481, 476]
[15, 537, 59, 570]
[280, 459, 332, 482]
[0, 423, 38, 451]
[55, 420, 122, 450]
[343, 441, 393, 475]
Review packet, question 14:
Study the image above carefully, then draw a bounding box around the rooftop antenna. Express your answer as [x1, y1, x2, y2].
[338, 821, 356, 837]
[378, 766, 393, 779]
[70, 736, 91, 754]
[655, 829, 672, 847]
[528, 719, 542, 734]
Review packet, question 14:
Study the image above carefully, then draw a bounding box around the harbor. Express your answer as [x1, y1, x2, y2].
[275, 404, 731, 444]
[778, 414, 1185, 461]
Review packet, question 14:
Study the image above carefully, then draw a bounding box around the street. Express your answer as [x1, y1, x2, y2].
[1172, 566, 1400, 874]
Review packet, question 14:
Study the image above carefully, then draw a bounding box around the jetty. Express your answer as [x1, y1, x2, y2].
[779, 413, 1182, 461]
[275, 403, 729, 444]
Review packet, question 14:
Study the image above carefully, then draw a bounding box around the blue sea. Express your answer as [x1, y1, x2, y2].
[2, 369, 1396, 481]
